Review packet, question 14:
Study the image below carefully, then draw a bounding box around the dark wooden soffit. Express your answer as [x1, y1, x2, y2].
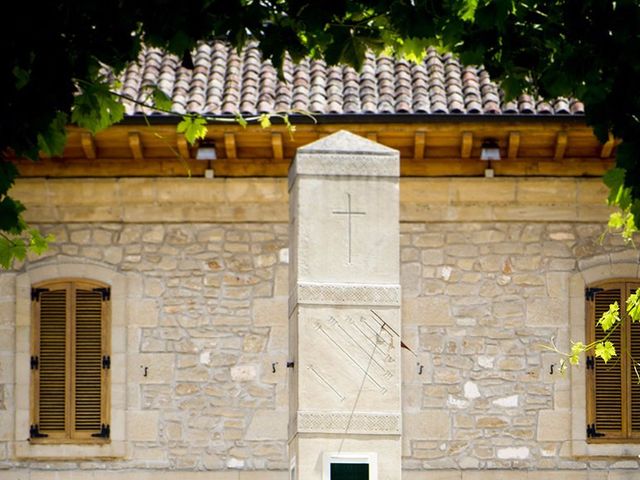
[12, 121, 617, 178]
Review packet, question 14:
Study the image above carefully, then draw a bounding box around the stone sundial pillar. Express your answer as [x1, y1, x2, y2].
[288, 130, 401, 480]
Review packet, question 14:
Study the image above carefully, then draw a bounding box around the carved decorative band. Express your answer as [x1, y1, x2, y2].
[297, 412, 401, 435]
[296, 283, 401, 307]
[290, 153, 399, 183]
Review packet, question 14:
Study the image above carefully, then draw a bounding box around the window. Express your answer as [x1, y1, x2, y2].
[30, 280, 110, 443]
[586, 280, 640, 442]
[323, 453, 377, 480]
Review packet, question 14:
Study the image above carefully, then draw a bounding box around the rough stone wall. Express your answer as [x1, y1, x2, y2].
[400, 221, 639, 471]
[1, 223, 290, 472]
[0, 177, 639, 478]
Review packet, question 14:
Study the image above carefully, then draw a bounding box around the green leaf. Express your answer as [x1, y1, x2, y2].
[259, 114, 272, 129]
[597, 301, 620, 332]
[37, 112, 68, 157]
[628, 288, 640, 322]
[152, 87, 173, 111]
[608, 212, 625, 229]
[458, 0, 479, 22]
[569, 341, 585, 365]
[0, 197, 26, 232]
[0, 160, 19, 196]
[12, 66, 30, 90]
[235, 113, 248, 128]
[177, 115, 208, 145]
[0, 235, 27, 269]
[28, 229, 54, 255]
[594, 340, 616, 363]
[71, 81, 125, 134]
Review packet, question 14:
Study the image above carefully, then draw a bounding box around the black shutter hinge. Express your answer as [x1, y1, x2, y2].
[91, 424, 110, 438]
[93, 287, 111, 301]
[102, 355, 111, 369]
[587, 423, 605, 438]
[585, 287, 604, 301]
[31, 288, 49, 301]
[30, 356, 39, 370]
[29, 424, 48, 439]
[586, 356, 595, 370]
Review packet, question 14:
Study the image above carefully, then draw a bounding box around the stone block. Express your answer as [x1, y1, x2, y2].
[403, 297, 453, 326]
[450, 179, 516, 204]
[403, 410, 451, 447]
[245, 410, 288, 440]
[537, 409, 570, 441]
[129, 299, 160, 326]
[253, 297, 288, 326]
[127, 353, 174, 384]
[127, 410, 159, 441]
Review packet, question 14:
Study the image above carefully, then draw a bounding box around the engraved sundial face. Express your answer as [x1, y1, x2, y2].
[298, 307, 400, 409]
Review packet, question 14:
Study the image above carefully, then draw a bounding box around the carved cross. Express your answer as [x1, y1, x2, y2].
[332, 193, 366, 263]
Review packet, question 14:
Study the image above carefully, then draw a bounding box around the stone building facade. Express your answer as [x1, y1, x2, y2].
[1, 172, 638, 479]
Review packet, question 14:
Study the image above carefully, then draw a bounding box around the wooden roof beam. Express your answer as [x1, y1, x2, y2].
[177, 134, 190, 160]
[81, 133, 97, 159]
[128, 132, 144, 160]
[554, 131, 568, 161]
[271, 132, 283, 161]
[600, 133, 615, 158]
[224, 133, 237, 159]
[461, 131, 473, 159]
[414, 131, 425, 160]
[507, 131, 520, 159]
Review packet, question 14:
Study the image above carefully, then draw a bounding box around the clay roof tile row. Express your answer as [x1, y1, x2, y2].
[115, 41, 585, 117]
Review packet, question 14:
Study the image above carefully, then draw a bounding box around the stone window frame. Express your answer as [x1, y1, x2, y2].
[13, 262, 127, 459]
[322, 452, 378, 480]
[569, 259, 640, 457]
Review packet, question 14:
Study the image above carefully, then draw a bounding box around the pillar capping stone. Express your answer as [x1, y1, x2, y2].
[289, 130, 399, 189]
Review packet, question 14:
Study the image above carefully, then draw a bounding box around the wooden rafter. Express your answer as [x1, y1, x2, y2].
[554, 131, 568, 161]
[600, 133, 615, 158]
[224, 133, 237, 159]
[128, 132, 144, 160]
[367, 132, 378, 143]
[507, 131, 520, 159]
[271, 132, 283, 161]
[176, 135, 190, 160]
[414, 131, 425, 160]
[80, 133, 96, 159]
[461, 131, 473, 159]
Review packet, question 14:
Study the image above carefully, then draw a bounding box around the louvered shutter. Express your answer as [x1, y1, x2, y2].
[73, 288, 104, 434]
[629, 282, 640, 438]
[589, 286, 624, 437]
[36, 289, 68, 435]
[32, 281, 110, 442]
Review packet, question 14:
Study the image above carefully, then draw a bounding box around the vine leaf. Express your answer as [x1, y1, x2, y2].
[597, 301, 620, 332]
[72, 81, 125, 134]
[595, 341, 616, 363]
[628, 288, 640, 322]
[152, 87, 173, 111]
[177, 115, 208, 145]
[37, 112, 68, 157]
[569, 341, 585, 365]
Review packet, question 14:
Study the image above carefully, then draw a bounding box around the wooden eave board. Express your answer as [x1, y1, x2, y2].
[12, 121, 614, 178]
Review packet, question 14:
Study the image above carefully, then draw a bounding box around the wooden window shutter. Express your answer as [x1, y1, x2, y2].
[34, 288, 67, 436]
[587, 280, 640, 442]
[31, 281, 110, 442]
[629, 282, 640, 438]
[588, 285, 624, 438]
[73, 287, 105, 435]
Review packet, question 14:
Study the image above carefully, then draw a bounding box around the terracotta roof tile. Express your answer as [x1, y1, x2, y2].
[119, 41, 585, 117]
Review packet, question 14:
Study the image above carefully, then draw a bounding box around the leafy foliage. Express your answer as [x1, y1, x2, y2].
[1, 0, 640, 269]
[548, 288, 640, 377]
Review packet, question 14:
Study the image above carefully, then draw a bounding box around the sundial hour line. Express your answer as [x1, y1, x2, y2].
[329, 316, 393, 374]
[332, 192, 366, 263]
